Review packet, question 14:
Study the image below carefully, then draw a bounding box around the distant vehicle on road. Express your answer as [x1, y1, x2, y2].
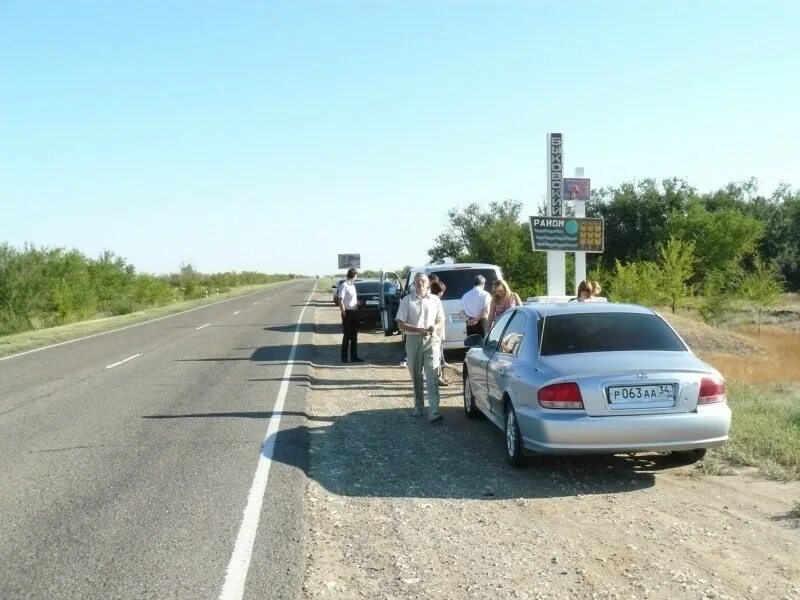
[462, 302, 731, 467]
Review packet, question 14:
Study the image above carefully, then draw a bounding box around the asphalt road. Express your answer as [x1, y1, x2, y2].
[0, 279, 317, 600]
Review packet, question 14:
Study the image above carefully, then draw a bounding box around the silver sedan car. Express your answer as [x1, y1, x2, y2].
[462, 303, 731, 466]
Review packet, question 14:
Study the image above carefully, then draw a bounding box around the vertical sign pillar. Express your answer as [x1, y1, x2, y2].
[573, 166, 586, 292]
[546, 133, 566, 296]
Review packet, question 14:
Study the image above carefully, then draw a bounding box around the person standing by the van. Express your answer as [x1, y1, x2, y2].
[460, 275, 492, 337]
[396, 273, 445, 422]
[430, 280, 449, 387]
[488, 279, 521, 330]
[338, 268, 364, 363]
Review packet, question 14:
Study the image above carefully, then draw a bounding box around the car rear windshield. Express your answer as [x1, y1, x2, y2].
[355, 282, 381, 294]
[539, 312, 686, 355]
[428, 269, 499, 301]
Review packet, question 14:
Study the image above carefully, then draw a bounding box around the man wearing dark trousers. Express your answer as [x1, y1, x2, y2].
[337, 267, 364, 363]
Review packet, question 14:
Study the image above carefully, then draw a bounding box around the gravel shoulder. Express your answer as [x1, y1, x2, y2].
[301, 293, 800, 600]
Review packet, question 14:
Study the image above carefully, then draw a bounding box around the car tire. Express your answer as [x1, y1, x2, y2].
[463, 374, 480, 418]
[504, 402, 525, 468]
[670, 448, 707, 464]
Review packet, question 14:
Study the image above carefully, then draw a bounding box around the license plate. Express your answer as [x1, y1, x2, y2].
[608, 384, 675, 403]
[365, 300, 379, 305]
[451, 313, 465, 322]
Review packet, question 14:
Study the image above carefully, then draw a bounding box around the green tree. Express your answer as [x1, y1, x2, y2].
[589, 178, 695, 268]
[607, 259, 662, 306]
[657, 237, 696, 313]
[740, 257, 783, 333]
[698, 265, 742, 325]
[667, 201, 763, 278]
[427, 200, 547, 297]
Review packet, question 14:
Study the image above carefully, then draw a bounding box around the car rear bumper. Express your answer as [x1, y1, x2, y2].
[516, 403, 732, 455]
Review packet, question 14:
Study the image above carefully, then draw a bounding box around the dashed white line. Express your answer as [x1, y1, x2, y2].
[252, 302, 258, 306]
[105, 354, 142, 369]
[233, 311, 241, 315]
[218, 282, 317, 600]
[196, 323, 211, 330]
[0, 286, 279, 363]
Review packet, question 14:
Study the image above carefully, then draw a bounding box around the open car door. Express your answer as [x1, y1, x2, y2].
[379, 270, 402, 336]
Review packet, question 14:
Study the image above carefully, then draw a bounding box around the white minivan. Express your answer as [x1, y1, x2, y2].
[379, 263, 503, 350]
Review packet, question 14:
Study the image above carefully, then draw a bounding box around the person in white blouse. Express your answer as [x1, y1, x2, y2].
[395, 273, 445, 422]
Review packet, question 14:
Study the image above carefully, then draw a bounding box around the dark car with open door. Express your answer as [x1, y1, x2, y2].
[378, 270, 403, 336]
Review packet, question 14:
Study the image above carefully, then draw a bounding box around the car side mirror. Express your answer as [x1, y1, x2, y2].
[464, 334, 483, 348]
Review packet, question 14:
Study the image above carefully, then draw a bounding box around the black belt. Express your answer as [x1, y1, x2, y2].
[344, 307, 358, 311]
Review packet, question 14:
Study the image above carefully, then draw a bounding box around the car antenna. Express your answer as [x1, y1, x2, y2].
[535, 268, 553, 371]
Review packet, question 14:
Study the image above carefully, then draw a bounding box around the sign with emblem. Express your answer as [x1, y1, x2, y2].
[563, 177, 591, 201]
[529, 216, 604, 252]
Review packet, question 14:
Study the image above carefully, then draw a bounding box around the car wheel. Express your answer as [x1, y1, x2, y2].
[670, 448, 707, 464]
[504, 402, 525, 467]
[463, 374, 480, 418]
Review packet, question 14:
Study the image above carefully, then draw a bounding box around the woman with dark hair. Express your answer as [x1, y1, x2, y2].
[430, 280, 449, 387]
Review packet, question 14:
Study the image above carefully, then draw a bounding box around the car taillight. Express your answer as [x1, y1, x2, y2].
[538, 382, 584, 409]
[698, 377, 726, 404]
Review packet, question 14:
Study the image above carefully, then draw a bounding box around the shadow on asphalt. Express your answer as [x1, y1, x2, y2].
[174, 340, 406, 367]
[141, 403, 664, 499]
[273, 406, 666, 500]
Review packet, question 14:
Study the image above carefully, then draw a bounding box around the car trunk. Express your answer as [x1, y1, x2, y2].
[538, 351, 712, 416]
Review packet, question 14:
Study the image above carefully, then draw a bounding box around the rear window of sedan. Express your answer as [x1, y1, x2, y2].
[539, 313, 687, 355]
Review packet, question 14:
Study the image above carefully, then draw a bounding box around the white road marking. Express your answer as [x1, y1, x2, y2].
[252, 302, 258, 305]
[218, 282, 317, 600]
[263, 297, 270, 300]
[233, 311, 241, 315]
[105, 353, 142, 369]
[0, 285, 294, 363]
[196, 323, 211, 330]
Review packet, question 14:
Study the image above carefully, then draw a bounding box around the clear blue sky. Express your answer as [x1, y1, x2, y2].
[2, 1, 798, 276]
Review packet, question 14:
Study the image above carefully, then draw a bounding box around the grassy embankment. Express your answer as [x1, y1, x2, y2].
[0, 280, 297, 358]
[695, 322, 800, 481]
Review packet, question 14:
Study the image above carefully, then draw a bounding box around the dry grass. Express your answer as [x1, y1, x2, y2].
[699, 326, 800, 384]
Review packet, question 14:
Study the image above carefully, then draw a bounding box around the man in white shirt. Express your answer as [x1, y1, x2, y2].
[395, 273, 445, 422]
[460, 275, 492, 338]
[337, 268, 364, 363]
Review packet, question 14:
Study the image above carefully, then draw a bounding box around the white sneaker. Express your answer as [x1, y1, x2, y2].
[400, 360, 407, 368]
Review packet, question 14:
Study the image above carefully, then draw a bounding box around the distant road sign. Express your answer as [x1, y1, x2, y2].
[563, 178, 591, 201]
[337, 254, 361, 269]
[529, 217, 604, 252]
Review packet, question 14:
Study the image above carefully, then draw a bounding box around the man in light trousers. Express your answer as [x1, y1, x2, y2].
[395, 273, 445, 422]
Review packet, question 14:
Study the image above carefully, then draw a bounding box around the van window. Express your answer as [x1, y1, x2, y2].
[428, 269, 499, 301]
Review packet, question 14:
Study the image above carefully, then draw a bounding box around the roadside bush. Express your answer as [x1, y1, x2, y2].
[607, 259, 663, 305]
